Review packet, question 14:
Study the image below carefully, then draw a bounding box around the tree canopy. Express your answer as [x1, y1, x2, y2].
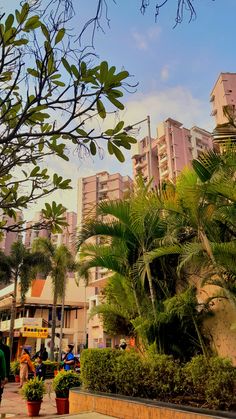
[0, 1, 136, 235]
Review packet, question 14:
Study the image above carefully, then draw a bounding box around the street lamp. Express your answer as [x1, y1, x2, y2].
[124, 115, 153, 182]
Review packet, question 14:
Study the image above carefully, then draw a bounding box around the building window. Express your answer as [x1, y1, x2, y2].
[106, 338, 112, 348]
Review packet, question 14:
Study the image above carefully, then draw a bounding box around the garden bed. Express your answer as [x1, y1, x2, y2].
[69, 389, 236, 419]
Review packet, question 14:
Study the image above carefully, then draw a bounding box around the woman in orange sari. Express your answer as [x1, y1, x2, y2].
[19, 348, 35, 388]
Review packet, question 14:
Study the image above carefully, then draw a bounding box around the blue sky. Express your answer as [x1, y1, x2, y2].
[5, 1, 236, 215]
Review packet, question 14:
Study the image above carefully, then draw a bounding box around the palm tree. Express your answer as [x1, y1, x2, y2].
[32, 238, 76, 360]
[0, 241, 49, 358]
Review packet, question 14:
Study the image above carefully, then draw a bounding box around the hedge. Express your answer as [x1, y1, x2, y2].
[80, 349, 236, 410]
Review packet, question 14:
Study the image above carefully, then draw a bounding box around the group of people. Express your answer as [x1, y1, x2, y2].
[0, 334, 78, 406]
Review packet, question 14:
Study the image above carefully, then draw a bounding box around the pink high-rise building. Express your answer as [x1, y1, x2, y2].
[132, 118, 213, 185]
[210, 73, 236, 144]
[25, 211, 77, 255]
[0, 211, 23, 255]
[77, 171, 133, 349]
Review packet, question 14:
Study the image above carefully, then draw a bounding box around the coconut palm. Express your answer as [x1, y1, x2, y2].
[32, 238, 76, 360]
[0, 241, 49, 358]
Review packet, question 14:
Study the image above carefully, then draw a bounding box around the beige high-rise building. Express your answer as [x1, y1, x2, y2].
[77, 171, 133, 349]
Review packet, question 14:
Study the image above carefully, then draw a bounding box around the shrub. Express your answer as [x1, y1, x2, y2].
[21, 377, 46, 401]
[183, 356, 236, 409]
[43, 360, 59, 374]
[10, 360, 20, 375]
[53, 370, 81, 398]
[114, 351, 148, 397]
[81, 348, 121, 393]
[144, 354, 180, 399]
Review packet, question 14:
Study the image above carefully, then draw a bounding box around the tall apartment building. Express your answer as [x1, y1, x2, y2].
[210, 72, 236, 144]
[132, 118, 213, 184]
[25, 211, 77, 255]
[0, 211, 23, 255]
[77, 171, 133, 348]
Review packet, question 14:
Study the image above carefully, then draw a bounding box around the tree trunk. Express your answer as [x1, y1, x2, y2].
[9, 273, 18, 360]
[58, 277, 66, 363]
[145, 262, 156, 319]
[50, 291, 57, 361]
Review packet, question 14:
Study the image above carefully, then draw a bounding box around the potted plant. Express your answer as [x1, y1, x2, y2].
[52, 370, 81, 414]
[10, 360, 20, 382]
[21, 376, 46, 417]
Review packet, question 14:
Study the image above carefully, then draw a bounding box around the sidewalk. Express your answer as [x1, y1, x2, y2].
[0, 382, 116, 419]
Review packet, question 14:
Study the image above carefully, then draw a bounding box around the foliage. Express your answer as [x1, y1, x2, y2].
[80, 348, 121, 393]
[0, 1, 135, 233]
[21, 376, 46, 401]
[182, 356, 236, 409]
[114, 350, 148, 397]
[80, 349, 236, 410]
[43, 360, 58, 374]
[52, 370, 81, 398]
[32, 238, 76, 360]
[10, 360, 20, 375]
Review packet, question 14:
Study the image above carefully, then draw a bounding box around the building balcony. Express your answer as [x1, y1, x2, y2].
[0, 317, 43, 332]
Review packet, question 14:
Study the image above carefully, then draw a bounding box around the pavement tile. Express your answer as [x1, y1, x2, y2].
[0, 382, 116, 419]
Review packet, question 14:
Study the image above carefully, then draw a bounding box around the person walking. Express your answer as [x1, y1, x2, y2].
[19, 348, 35, 388]
[0, 348, 7, 406]
[41, 347, 48, 361]
[62, 344, 75, 371]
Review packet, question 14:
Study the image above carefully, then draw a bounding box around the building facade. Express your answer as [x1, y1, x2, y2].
[77, 171, 133, 349]
[0, 211, 23, 255]
[132, 118, 213, 184]
[210, 72, 236, 145]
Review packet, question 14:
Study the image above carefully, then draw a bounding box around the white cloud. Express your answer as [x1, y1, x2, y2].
[131, 26, 161, 50]
[160, 65, 170, 81]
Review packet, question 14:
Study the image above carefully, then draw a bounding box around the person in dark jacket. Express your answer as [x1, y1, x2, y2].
[36, 356, 46, 381]
[0, 348, 7, 405]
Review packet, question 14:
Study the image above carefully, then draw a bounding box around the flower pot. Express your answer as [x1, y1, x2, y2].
[15, 375, 20, 383]
[54, 370, 59, 376]
[27, 400, 42, 417]
[55, 397, 69, 414]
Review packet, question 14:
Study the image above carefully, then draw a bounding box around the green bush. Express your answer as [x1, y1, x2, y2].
[10, 360, 20, 375]
[182, 355, 236, 409]
[53, 370, 81, 398]
[114, 351, 148, 397]
[81, 348, 121, 393]
[21, 377, 46, 401]
[145, 354, 180, 399]
[80, 349, 236, 410]
[43, 360, 59, 374]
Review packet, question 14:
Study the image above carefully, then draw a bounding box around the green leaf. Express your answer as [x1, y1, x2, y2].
[107, 96, 124, 110]
[24, 16, 41, 31]
[27, 68, 39, 77]
[97, 99, 106, 119]
[71, 65, 79, 79]
[90, 141, 96, 156]
[112, 145, 125, 162]
[52, 80, 65, 87]
[41, 23, 50, 40]
[104, 129, 114, 136]
[5, 14, 14, 31]
[115, 70, 129, 82]
[19, 3, 29, 23]
[114, 121, 124, 134]
[55, 28, 65, 45]
[61, 58, 72, 75]
[107, 141, 114, 155]
[100, 61, 108, 83]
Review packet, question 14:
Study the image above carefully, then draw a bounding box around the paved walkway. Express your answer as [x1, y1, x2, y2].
[0, 382, 116, 419]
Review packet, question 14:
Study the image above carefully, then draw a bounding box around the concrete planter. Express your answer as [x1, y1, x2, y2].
[69, 389, 236, 419]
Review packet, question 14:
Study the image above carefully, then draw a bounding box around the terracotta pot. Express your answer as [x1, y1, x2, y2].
[15, 375, 20, 383]
[54, 370, 59, 376]
[27, 400, 42, 417]
[55, 397, 69, 414]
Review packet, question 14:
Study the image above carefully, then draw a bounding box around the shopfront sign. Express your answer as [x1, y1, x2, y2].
[22, 326, 48, 338]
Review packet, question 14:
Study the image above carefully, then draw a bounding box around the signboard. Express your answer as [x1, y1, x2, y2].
[22, 326, 48, 338]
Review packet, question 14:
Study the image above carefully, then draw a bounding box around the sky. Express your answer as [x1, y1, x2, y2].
[5, 0, 236, 219]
